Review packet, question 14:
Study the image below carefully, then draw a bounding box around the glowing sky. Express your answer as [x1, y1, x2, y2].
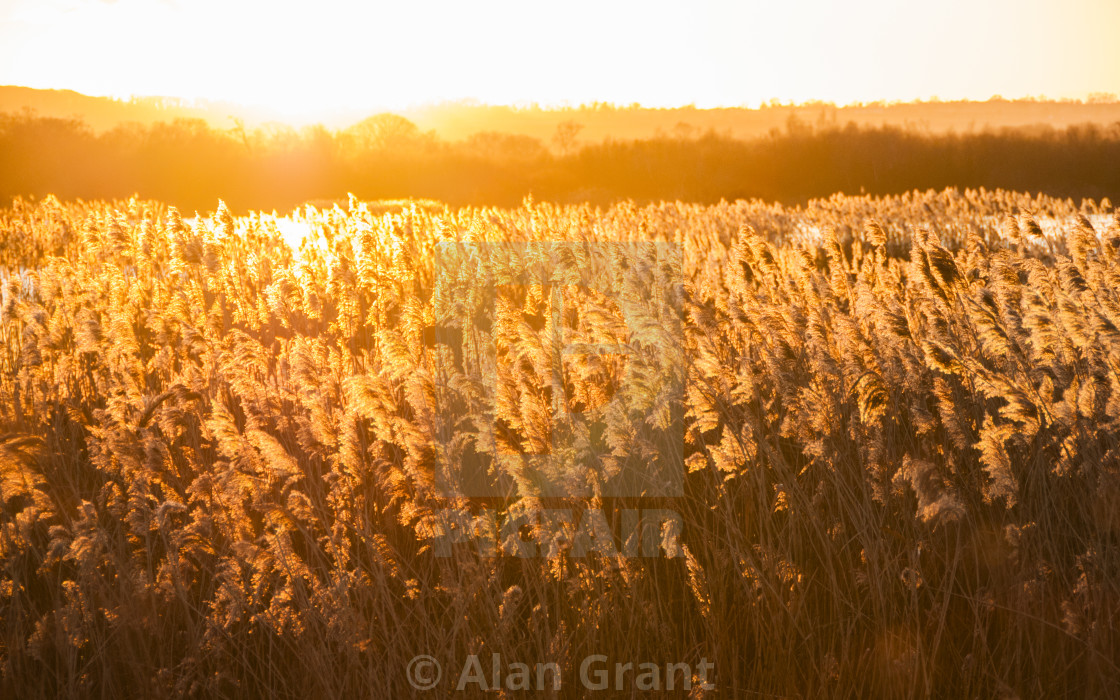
[2, 0, 1119, 121]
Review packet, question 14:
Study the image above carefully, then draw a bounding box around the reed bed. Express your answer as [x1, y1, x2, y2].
[0, 188, 1117, 697]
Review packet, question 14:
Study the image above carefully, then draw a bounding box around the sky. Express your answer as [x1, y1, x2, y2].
[2, 0, 1119, 122]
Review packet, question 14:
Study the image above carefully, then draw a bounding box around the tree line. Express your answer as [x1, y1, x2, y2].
[2, 110, 1118, 213]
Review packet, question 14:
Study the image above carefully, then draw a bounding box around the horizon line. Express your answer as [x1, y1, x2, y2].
[4, 84, 1120, 116]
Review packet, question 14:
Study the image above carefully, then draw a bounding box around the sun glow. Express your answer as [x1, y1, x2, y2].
[1, 0, 1119, 124]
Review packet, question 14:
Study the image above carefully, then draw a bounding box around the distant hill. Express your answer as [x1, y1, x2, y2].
[400, 98, 1120, 145]
[3, 85, 1120, 145]
[0, 85, 261, 131]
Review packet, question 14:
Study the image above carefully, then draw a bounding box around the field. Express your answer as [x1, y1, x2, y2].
[1, 189, 1118, 697]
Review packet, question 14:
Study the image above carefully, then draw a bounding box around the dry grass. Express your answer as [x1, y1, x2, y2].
[0, 189, 1118, 698]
